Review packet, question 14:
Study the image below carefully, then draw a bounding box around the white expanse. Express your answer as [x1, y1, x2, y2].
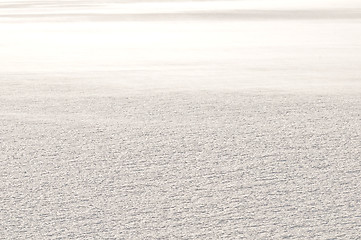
[1, 0, 361, 239]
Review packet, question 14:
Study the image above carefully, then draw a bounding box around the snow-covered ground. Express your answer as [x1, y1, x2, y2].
[1, 1, 361, 239]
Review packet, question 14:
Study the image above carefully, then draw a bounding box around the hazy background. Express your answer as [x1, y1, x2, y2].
[1, 0, 361, 91]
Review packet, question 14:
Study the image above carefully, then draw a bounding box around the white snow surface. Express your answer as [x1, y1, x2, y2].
[1, 2, 361, 239]
[1, 80, 361, 239]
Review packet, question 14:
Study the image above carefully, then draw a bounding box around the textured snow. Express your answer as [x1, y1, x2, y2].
[1, 77, 361, 239]
[1, 1, 361, 239]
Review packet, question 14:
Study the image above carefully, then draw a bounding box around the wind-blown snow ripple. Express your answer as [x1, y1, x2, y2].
[1, 82, 360, 239]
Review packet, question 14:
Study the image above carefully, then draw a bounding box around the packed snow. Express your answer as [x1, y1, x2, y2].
[1, 1, 361, 239]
